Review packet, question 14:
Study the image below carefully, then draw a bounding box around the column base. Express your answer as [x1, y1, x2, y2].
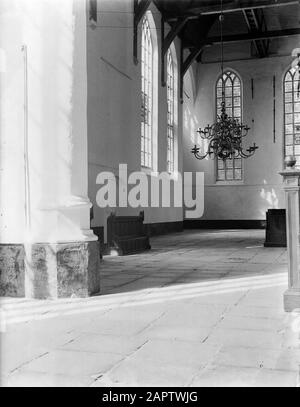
[0, 244, 25, 297]
[0, 241, 100, 299]
[284, 288, 300, 312]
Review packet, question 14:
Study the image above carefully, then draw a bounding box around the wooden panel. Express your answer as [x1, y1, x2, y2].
[264, 209, 287, 247]
[107, 211, 151, 255]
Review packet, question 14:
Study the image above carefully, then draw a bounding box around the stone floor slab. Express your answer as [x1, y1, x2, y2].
[92, 358, 199, 387]
[130, 339, 220, 368]
[17, 349, 123, 378]
[61, 333, 147, 356]
[213, 346, 300, 372]
[2, 371, 94, 387]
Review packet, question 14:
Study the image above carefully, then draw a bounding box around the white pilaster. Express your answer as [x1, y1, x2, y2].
[0, 0, 99, 299]
[0, 0, 96, 244]
[280, 169, 300, 312]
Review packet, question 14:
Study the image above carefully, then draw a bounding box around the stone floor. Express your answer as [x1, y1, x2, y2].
[1, 229, 300, 387]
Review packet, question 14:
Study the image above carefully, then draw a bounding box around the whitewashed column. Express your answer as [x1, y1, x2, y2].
[280, 169, 300, 312]
[0, 0, 100, 299]
[20, 0, 96, 244]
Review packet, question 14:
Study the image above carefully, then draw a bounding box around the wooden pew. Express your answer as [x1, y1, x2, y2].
[107, 211, 151, 255]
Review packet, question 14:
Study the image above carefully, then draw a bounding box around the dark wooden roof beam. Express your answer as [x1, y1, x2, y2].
[243, 8, 268, 58]
[166, 0, 299, 21]
[162, 17, 189, 56]
[161, 17, 189, 86]
[183, 28, 300, 47]
[182, 47, 205, 77]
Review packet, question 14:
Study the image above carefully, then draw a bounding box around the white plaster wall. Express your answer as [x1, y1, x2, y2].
[182, 50, 299, 220]
[87, 0, 184, 229]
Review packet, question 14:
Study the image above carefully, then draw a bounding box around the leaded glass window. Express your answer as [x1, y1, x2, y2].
[141, 16, 153, 168]
[216, 70, 243, 181]
[284, 67, 300, 166]
[167, 49, 175, 173]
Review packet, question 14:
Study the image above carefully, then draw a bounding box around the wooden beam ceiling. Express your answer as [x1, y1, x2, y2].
[146, 0, 300, 78]
[196, 27, 300, 46]
[163, 0, 300, 20]
[242, 8, 269, 57]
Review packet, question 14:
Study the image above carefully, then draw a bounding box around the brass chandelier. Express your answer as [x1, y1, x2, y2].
[191, 0, 258, 161]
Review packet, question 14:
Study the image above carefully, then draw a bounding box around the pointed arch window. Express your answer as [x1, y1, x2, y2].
[167, 49, 175, 173]
[284, 67, 300, 166]
[216, 70, 243, 181]
[141, 16, 153, 168]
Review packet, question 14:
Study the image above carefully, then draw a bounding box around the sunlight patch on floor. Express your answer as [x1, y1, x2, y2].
[0, 272, 287, 326]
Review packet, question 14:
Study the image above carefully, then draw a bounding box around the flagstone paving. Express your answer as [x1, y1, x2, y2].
[1, 229, 300, 387]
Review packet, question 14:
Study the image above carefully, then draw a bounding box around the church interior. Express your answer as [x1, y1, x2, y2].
[1, 0, 300, 387]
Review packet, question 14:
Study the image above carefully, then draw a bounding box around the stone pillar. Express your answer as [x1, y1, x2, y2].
[280, 169, 300, 312]
[0, 0, 100, 299]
